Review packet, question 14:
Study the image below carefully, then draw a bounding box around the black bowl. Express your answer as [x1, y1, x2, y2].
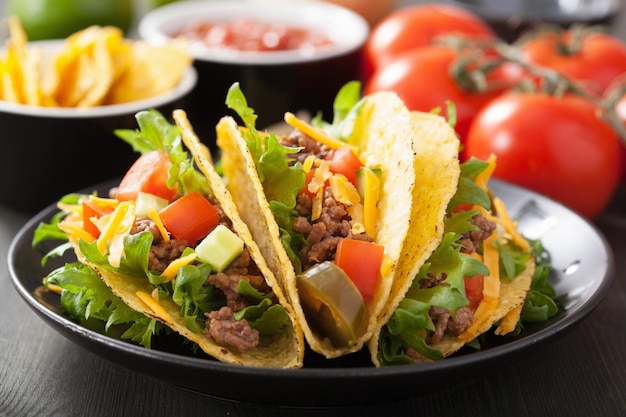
[0, 40, 197, 214]
[138, 0, 369, 144]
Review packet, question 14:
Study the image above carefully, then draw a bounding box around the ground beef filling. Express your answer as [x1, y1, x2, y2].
[283, 129, 332, 164]
[131, 218, 188, 272]
[281, 130, 373, 270]
[410, 213, 496, 362]
[130, 210, 267, 353]
[204, 248, 268, 352]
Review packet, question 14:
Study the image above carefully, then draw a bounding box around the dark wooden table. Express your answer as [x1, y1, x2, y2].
[2, 1, 626, 416]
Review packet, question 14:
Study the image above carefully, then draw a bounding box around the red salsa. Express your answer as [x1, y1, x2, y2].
[177, 19, 333, 53]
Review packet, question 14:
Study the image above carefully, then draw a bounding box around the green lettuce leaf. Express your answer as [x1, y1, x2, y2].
[114, 109, 210, 197]
[45, 262, 163, 348]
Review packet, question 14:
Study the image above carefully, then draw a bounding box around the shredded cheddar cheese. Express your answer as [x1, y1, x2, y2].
[494, 304, 523, 335]
[311, 188, 323, 221]
[88, 195, 119, 209]
[302, 155, 316, 173]
[308, 160, 332, 195]
[492, 197, 530, 253]
[160, 252, 197, 282]
[97, 201, 135, 267]
[46, 281, 63, 295]
[284, 112, 359, 153]
[329, 174, 360, 206]
[480, 232, 501, 303]
[459, 229, 501, 342]
[60, 223, 97, 243]
[148, 207, 170, 243]
[475, 153, 497, 192]
[347, 203, 364, 227]
[136, 290, 172, 324]
[97, 202, 131, 254]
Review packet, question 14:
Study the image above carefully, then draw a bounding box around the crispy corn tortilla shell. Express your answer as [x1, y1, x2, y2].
[217, 92, 422, 358]
[58, 113, 304, 368]
[374, 111, 461, 332]
[366, 110, 463, 365]
[173, 109, 305, 367]
[366, 110, 535, 365]
[99, 268, 301, 367]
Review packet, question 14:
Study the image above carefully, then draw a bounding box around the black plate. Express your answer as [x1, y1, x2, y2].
[8, 179, 614, 407]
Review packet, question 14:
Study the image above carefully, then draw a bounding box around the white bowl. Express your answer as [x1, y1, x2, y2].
[138, 0, 369, 136]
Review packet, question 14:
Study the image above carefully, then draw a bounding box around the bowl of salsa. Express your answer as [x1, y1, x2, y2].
[138, 0, 369, 144]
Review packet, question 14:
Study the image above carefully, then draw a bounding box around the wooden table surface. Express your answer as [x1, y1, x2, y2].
[2, 1, 626, 416]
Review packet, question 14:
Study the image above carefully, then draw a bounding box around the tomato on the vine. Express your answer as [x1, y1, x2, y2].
[364, 46, 524, 155]
[364, 3, 495, 72]
[465, 92, 621, 219]
[519, 30, 626, 96]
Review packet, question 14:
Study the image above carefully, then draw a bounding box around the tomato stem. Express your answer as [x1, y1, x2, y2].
[441, 33, 626, 145]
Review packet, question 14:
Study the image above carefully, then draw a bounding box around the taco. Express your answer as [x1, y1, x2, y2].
[370, 149, 536, 366]
[44, 109, 304, 368]
[216, 82, 442, 358]
[217, 81, 537, 363]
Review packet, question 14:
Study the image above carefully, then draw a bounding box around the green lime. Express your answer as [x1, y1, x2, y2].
[8, 0, 134, 40]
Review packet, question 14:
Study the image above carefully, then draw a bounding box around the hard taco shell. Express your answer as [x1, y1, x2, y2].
[58, 110, 304, 368]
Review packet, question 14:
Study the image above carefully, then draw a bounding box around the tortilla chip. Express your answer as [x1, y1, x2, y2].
[217, 91, 419, 358]
[2, 18, 191, 107]
[44, 26, 125, 107]
[2, 16, 46, 105]
[105, 40, 191, 104]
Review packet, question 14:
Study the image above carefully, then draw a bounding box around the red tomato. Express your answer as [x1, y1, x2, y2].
[520, 31, 626, 96]
[329, 147, 363, 185]
[158, 192, 220, 243]
[465, 93, 621, 219]
[115, 150, 177, 202]
[82, 199, 115, 238]
[464, 275, 484, 311]
[335, 238, 384, 303]
[365, 46, 524, 156]
[365, 3, 495, 72]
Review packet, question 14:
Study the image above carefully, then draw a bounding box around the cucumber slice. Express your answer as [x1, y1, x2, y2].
[135, 192, 168, 218]
[195, 224, 244, 272]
